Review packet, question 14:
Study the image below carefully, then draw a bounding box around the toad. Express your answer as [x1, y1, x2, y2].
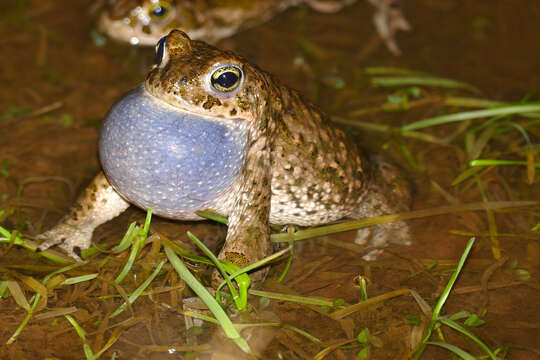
[38, 30, 412, 282]
[99, 0, 410, 54]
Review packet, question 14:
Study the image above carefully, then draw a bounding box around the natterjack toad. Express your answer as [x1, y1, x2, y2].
[38, 30, 411, 282]
[99, 0, 410, 54]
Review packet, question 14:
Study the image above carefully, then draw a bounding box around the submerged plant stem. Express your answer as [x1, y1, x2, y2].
[271, 201, 538, 244]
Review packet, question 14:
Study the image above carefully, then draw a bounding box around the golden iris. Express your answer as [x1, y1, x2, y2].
[210, 66, 242, 92]
[149, 1, 171, 21]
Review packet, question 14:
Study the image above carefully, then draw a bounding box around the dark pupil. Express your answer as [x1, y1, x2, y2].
[214, 71, 238, 89]
[152, 6, 167, 17]
[156, 36, 167, 64]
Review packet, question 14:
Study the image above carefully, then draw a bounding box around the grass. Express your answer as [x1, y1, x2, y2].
[164, 243, 252, 356]
[2, 202, 530, 358]
[411, 238, 497, 360]
[401, 103, 540, 131]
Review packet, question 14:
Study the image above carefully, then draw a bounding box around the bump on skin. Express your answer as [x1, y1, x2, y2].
[38, 31, 412, 287]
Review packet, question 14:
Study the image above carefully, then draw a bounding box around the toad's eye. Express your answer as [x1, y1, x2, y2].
[210, 66, 242, 92]
[155, 35, 167, 65]
[149, 1, 171, 21]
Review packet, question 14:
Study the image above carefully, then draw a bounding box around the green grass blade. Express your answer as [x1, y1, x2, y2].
[114, 228, 145, 284]
[412, 238, 476, 360]
[141, 208, 152, 236]
[438, 317, 496, 359]
[217, 245, 292, 289]
[371, 76, 479, 92]
[277, 245, 294, 282]
[186, 231, 244, 309]
[364, 66, 423, 76]
[6, 280, 30, 311]
[110, 222, 138, 253]
[195, 210, 229, 225]
[109, 260, 165, 318]
[160, 236, 214, 265]
[64, 314, 95, 360]
[64, 314, 87, 341]
[61, 274, 99, 285]
[444, 97, 503, 108]
[469, 159, 540, 168]
[402, 103, 540, 131]
[426, 341, 476, 360]
[114, 211, 152, 284]
[0, 281, 8, 298]
[505, 121, 532, 146]
[42, 262, 88, 283]
[451, 167, 484, 186]
[6, 261, 89, 345]
[270, 203, 538, 244]
[216, 261, 250, 310]
[5, 296, 40, 345]
[248, 289, 334, 307]
[164, 244, 252, 355]
[432, 238, 475, 319]
[215, 245, 293, 308]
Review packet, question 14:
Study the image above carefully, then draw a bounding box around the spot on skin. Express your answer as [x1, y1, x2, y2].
[203, 95, 222, 110]
[236, 93, 251, 111]
[225, 252, 250, 267]
[73, 246, 82, 258]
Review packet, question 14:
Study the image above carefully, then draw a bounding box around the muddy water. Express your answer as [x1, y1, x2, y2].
[1, 1, 539, 359]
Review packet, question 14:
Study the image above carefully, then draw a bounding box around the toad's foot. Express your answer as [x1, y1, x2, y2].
[355, 220, 410, 260]
[37, 224, 94, 261]
[368, 0, 411, 55]
[36, 172, 130, 261]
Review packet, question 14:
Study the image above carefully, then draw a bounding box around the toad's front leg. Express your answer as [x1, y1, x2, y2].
[37, 172, 130, 260]
[214, 135, 272, 286]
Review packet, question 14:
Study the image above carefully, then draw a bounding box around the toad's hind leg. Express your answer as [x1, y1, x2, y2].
[352, 155, 412, 259]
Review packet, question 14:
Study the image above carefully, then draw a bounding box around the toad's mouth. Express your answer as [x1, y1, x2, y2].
[98, 85, 248, 220]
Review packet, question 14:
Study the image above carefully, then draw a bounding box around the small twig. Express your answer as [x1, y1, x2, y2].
[330, 288, 410, 319]
[6, 101, 64, 124]
[479, 256, 509, 309]
[454, 281, 523, 295]
[27, 101, 63, 118]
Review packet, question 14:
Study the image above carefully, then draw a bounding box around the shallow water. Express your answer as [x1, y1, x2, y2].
[1, 1, 539, 359]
